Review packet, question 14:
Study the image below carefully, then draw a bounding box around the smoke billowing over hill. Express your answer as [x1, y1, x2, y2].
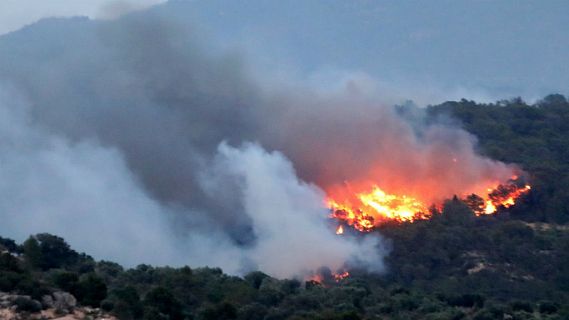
[0, 7, 520, 278]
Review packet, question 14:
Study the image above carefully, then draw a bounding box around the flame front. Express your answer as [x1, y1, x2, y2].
[329, 186, 429, 232]
[333, 271, 350, 282]
[485, 184, 531, 213]
[306, 270, 350, 285]
[328, 178, 530, 232]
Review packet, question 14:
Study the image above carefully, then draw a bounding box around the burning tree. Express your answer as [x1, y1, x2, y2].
[327, 177, 531, 233]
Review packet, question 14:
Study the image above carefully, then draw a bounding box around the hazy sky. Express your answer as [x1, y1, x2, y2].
[180, 0, 569, 102]
[1, 0, 568, 102]
[0, 0, 165, 35]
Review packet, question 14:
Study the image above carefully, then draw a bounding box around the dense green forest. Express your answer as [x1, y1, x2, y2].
[2, 95, 569, 319]
[427, 94, 569, 224]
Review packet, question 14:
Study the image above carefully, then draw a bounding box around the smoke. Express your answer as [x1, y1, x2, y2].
[0, 86, 381, 278]
[96, 1, 167, 20]
[0, 87, 181, 266]
[256, 76, 517, 205]
[0, 7, 517, 277]
[201, 142, 383, 277]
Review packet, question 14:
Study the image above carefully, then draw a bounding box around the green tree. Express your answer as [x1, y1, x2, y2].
[143, 287, 183, 320]
[22, 237, 42, 269]
[75, 273, 107, 307]
[110, 286, 144, 320]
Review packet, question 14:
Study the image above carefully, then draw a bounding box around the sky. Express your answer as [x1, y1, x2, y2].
[1, 0, 567, 102]
[180, 0, 569, 103]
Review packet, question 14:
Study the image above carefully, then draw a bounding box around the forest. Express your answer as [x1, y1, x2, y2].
[1, 95, 569, 320]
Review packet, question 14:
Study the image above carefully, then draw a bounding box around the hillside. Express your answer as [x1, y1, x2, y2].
[1, 3, 569, 318]
[1, 96, 569, 319]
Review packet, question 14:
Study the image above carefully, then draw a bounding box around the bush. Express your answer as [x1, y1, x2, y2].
[510, 300, 533, 313]
[338, 311, 361, 320]
[14, 296, 42, 312]
[100, 299, 114, 312]
[472, 310, 493, 320]
[237, 303, 267, 320]
[143, 306, 170, 320]
[445, 294, 484, 308]
[538, 301, 559, 314]
[425, 309, 465, 320]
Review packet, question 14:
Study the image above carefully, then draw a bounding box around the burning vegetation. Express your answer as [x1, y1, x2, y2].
[328, 177, 531, 232]
[306, 267, 351, 286]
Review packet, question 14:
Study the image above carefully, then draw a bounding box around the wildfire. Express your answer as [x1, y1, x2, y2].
[333, 271, 350, 282]
[328, 178, 531, 232]
[307, 270, 350, 285]
[485, 184, 531, 214]
[329, 187, 429, 232]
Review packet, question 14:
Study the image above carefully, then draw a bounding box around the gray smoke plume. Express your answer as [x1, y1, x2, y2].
[0, 6, 515, 278]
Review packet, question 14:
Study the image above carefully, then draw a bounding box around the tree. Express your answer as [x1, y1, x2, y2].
[244, 271, 269, 289]
[75, 273, 107, 307]
[463, 194, 486, 215]
[51, 270, 79, 292]
[199, 302, 237, 320]
[439, 197, 476, 225]
[0, 236, 18, 253]
[143, 287, 183, 320]
[110, 286, 143, 320]
[22, 237, 42, 269]
[22, 233, 80, 270]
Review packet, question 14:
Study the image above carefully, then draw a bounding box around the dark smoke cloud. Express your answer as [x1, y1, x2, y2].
[0, 7, 515, 277]
[0, 12, 386, 277]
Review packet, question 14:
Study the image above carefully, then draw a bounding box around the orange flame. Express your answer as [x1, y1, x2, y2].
[482, 184, 531, 214]
[328, 186, 429, 231]
[306, 274, 323, 284]
[327, 178, 530, 232]
[333, 271, 350, 282]
[306, 270, 350, 285]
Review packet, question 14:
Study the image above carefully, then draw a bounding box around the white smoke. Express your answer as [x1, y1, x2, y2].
[201, 142, 384, 278]
[0, 88, 181, 266]
[0, 87, 384, 278]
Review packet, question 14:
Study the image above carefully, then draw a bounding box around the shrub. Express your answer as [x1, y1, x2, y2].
[14, 296, 42, 312]
[510, 300, 533, 313]
[538, 301, 559, 314]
